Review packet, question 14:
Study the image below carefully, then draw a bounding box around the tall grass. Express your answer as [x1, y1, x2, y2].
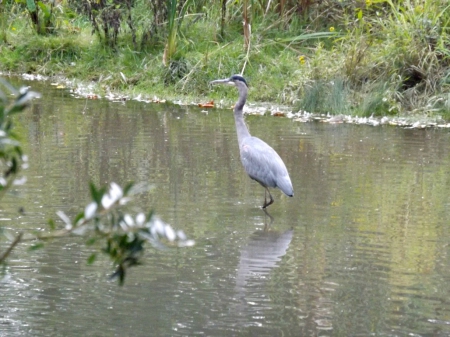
[163, 0, 195, 65]
[290, 0, 450, 116]
[0, 0, 449, 117]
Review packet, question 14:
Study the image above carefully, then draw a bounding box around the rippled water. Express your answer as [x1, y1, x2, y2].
[1, 79, 450, 336]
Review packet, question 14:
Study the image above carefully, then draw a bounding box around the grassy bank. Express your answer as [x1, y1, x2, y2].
[0, 0, 449, 118]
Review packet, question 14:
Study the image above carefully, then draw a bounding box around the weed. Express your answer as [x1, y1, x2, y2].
[0, 0, 449, 118]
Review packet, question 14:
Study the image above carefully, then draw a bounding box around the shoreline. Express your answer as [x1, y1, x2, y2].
[3, 71, 450, 130]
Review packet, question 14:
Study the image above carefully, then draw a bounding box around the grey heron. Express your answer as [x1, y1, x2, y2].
[210, 75, 293, 208]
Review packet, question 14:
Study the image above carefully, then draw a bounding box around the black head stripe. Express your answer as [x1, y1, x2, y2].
[230, 75, 248, 87]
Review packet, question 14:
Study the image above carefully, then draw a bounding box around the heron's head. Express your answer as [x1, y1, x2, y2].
[210, 75, 248, 88]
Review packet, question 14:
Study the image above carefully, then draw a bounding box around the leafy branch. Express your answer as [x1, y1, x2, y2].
[0, 79, 39, 199]
[0, 79, 194, 285]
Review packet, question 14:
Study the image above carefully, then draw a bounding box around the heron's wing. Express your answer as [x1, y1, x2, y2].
[240, 137, 293, 196]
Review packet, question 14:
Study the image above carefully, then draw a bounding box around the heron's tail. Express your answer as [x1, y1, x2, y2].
[277, 175, 294, 197]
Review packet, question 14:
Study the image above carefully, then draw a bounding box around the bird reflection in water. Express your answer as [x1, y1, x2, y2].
[235, 227, 293, 294]
[262, 207, 274, 225]
[222, 224, 294, 331]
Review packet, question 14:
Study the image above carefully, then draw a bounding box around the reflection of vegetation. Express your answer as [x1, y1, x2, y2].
[0, 80, 193, 285]
[3, 79, 450, 335]
[299, 125, 450, 335]
[1, 0, 448, 116]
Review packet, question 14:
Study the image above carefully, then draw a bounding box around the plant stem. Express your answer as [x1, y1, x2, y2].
[0, 232, 23, 264]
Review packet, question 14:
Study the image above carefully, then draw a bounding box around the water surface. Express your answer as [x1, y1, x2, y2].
[1, 80, 450, 336]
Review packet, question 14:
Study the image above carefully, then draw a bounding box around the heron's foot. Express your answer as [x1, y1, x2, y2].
[262, 196, 274, 209]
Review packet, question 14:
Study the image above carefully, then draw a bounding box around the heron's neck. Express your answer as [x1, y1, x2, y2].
[234, 84, 251, 145]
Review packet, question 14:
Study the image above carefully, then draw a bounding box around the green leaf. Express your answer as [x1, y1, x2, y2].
[86, 237, 97, 246]
[26, 0, 37, 12]
[37, 1, 50, 16]
[87, 253, 97, 265]
[357, 9, 363, 20]
[48, 218, 56, 230]
[275, 32, 338, 44]
[123, 181, 134, 195]
[89, 182, 102, 205]
[29, 242, 44, 251]
[73, 212, 84, 225]
[178, 0, 195, 24]
[89, 181, 97, 197]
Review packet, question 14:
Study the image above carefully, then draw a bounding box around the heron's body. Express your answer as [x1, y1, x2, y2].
[211, 75, 293, 208]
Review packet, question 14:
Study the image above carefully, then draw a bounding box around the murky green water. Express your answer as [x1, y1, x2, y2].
[1, 79, 450, 336]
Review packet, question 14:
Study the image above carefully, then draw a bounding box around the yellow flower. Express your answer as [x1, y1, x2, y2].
[298, 55, 306, 65]
[329, 26, 335, 32]
[11, 27, 16, 31]
[366, 0, 372, 6]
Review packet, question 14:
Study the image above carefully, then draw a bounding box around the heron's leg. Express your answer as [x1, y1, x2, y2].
[262, 187, 274, 209]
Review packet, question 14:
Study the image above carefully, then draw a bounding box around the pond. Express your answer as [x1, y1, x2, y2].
[1, 79, 450, 336]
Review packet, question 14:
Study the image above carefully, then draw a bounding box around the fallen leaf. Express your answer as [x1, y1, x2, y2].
[273, 112, 285, 117]
[198, 100, 214, 108]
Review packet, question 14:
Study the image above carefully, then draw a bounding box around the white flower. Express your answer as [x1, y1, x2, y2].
[136, 213, 146, 225]
[101, 182, 123, 209]
[84, 202, 97, 220]
[124, 214, 134, 227]
[164, 224, 176, 242]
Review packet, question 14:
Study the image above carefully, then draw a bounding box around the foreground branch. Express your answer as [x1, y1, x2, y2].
[0, 232, 23, 264]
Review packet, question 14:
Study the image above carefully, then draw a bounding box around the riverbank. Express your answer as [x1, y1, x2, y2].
[1, 1, 449, 120]
[5, 71, 450, 130]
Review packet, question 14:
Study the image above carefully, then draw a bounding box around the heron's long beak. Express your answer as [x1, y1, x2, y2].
[210, 78, 233, 86]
